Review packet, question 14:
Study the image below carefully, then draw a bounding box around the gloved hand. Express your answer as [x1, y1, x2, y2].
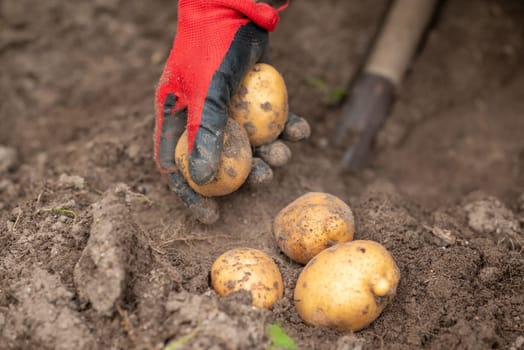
[154, 0, 309, 224]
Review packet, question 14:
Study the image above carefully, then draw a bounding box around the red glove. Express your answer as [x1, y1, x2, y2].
[154, 0, 288, 223]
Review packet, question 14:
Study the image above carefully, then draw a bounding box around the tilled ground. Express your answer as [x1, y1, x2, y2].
[1, 1, 523, 349]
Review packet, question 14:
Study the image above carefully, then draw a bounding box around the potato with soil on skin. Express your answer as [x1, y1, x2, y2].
[229, 63, 288, 147]
[294, 240, 400, 331]
[273, 192, 355, 264]
[211, 248, 284, 309]
[175, 118, 252, 197]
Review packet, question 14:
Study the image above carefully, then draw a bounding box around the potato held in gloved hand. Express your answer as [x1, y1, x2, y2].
[175, 63, 310, 198]
[154, 1, 291, 225]
[231, 63, 310, 180]
[230, 63, 288, 147]
[175, 118, 252, 197]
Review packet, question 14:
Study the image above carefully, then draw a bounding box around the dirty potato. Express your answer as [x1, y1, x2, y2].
[230, 63, 288, 147]
[211, 248, 284, 309]
[294, 240, 400, 331]
[273, 192, 355, 264]
[175, 118, 252, 197]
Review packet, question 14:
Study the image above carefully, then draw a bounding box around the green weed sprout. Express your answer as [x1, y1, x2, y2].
[266, 322, 297, 350]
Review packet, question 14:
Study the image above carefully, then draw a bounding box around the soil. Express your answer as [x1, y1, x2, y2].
[1, 1, 523, 349]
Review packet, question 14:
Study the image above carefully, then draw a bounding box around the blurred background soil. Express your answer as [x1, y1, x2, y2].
[1, 1, 523, 349]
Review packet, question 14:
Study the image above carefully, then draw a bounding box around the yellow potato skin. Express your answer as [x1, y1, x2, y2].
[211, 248, 284, 309]
[273, 192, 355, 264]
[175, 118, 252, 197]
[294, 240, 400, 331]
[230, 63, 288, 146]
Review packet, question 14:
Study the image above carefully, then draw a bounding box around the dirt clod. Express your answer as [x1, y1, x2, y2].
[1, 1, 524, 349]
[57, 173, 86, 190]
[0, 146, 17, 173]
[188, 197, 219, 225]
[464, 195, 523, 247]
[2, 268, 96, 350]
[164, 291, 269, 350]
[74, 184, 136, 315]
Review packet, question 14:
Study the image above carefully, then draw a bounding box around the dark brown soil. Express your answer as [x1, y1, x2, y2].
[1, 1, 523, 349]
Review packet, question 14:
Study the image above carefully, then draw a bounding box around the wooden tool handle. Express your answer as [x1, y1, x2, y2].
[365, 0, 438, 87]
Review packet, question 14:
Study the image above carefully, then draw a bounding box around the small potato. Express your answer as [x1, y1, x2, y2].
[273, 192, 355, 264]
[230, 63, 288, 147]
[211, 248, 284, 309]
[175, 118, 252, 197]
[257, 140, 292, 168]
[294, 240, 400, 331]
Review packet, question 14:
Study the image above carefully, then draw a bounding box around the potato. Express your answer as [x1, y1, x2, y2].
[294, 240, 400, 331]
[211, 248, 284, 309]
[230, 63, 288, 146]
[175, 118, 252, 197]
[273, 192, 355, 264]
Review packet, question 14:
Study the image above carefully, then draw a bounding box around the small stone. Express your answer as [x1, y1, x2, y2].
[336, 334, 365, 350]
[51, 221, 65, 231]
[114, 183, 130, 195]
[510, 336, 524, 350]
[71, 223, 84, 236]
[126, 143, 142, 163]
[63, 199, 77, 208]
[57, 174, 86, 190]
[426, 225, 457, 246]
[478, 266, 501, 284]
[518, 194, 524, 212]
[94, 0, 120, 11]
[0, 146, 17, 173]
[0, 179, 16, 196]
[317, 137, 328, 149]
[464, 196, 522, 245]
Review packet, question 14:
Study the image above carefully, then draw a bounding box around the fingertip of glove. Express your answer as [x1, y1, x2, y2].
[266, 11, 279, 31]
[188, 156, 219, 185]
[248, 157, 274, 185]
[256, 3, 279, 31]
[190, 198, 219, 225]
